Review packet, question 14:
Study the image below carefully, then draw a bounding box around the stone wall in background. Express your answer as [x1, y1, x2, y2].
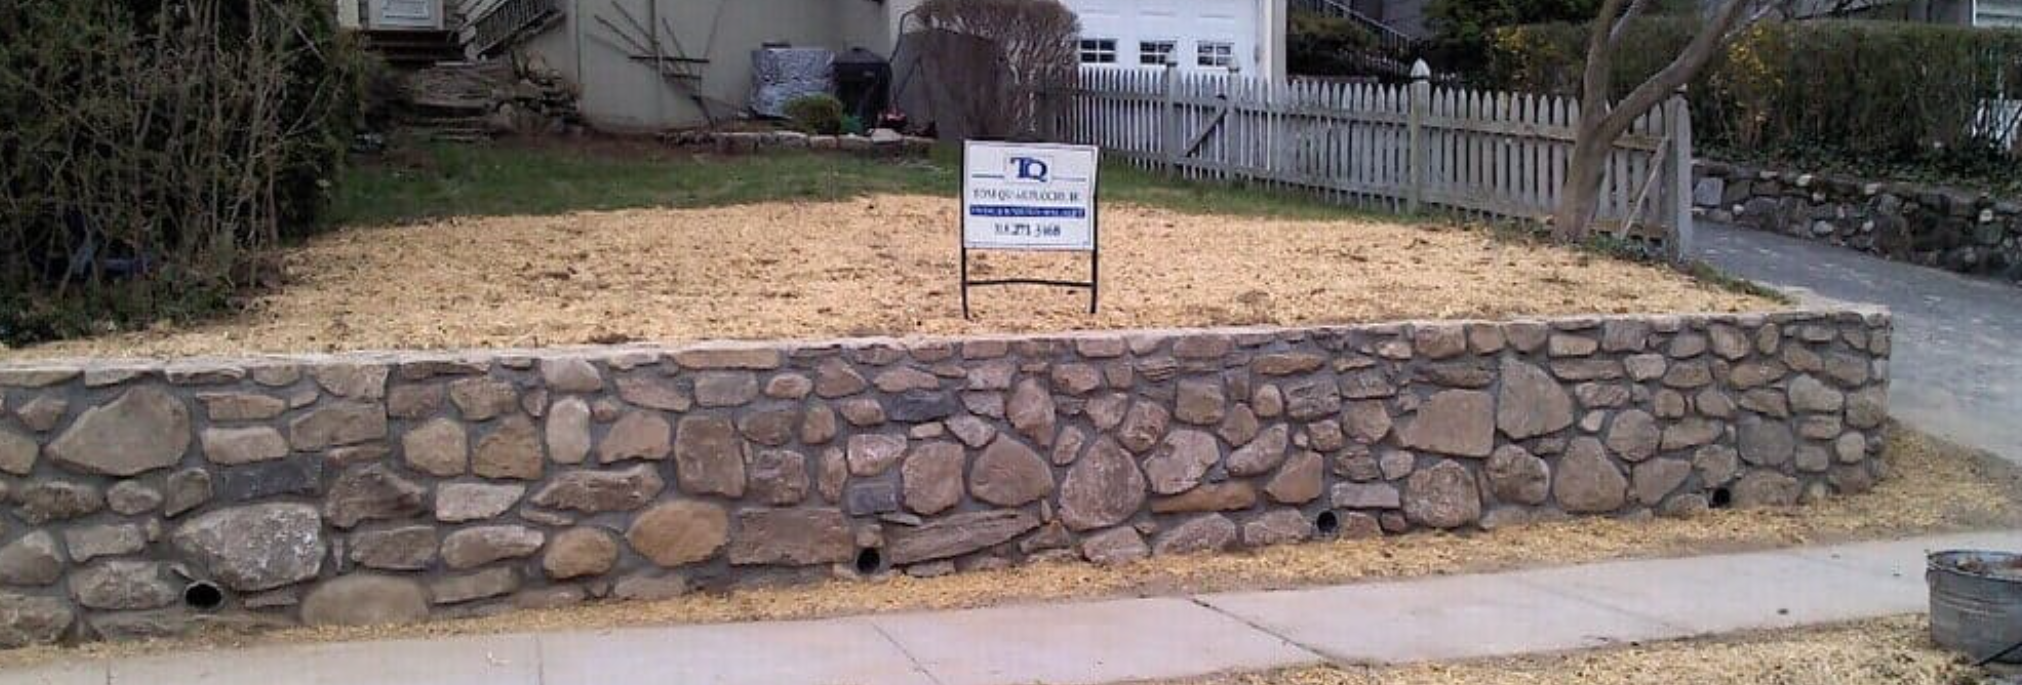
[660, 129, 935, 156]
[1695, 161, 2022, 284]
[0, 310, 1892, 646]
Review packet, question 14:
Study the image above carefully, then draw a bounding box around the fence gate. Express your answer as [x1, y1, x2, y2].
[1048, 65, 1695, 257]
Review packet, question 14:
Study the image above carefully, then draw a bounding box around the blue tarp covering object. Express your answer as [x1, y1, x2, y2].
[750, 46, 834, 118]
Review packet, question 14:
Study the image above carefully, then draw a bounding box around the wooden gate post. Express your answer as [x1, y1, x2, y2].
[1666, 87, 1694, 262]
[1407, 60, 1431, 214]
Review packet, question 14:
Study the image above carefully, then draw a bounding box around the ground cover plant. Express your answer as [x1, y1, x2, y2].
[325, 137, 1389, 228]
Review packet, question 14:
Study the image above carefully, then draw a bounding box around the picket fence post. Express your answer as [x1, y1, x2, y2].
[1161, 64, 1180, 171]
[1406, 60, 1431, 214]
[1667, 87, 1695, 262]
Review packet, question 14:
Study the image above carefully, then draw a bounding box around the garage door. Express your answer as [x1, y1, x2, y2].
[1071, 0, 1258, 73]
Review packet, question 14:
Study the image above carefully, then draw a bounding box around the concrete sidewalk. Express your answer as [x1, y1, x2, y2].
[12, 530, 2020, 685]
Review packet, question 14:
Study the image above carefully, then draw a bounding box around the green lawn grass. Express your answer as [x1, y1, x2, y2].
[326, 138, 1397, 228]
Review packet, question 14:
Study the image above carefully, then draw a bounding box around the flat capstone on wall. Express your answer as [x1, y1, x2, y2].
[1696, 160, 2022, 283]
[0, 309, 1892, 646]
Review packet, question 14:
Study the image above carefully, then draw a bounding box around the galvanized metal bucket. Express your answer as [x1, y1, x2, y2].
[1928, 550, 2022, 665]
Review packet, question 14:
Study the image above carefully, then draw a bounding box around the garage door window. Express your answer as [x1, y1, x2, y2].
[1080, 38, 1118, 64]
[1139, 40, 1177, 66]
[1197, 41, 1236, 69]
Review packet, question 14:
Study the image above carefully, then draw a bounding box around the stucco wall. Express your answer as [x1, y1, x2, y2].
[0, 310, 1890, 646]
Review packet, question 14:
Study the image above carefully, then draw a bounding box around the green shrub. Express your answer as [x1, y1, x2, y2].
[0, 0, 369, 347]
[784, 94, 847, 135]
[1289, 11, 1380, 76]
[1425, 0, 1602, 71]
[1478, 19, 2022, 187]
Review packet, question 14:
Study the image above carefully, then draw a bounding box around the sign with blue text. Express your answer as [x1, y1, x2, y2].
[961, 141, 1099, 251]
[957, 140, 1103, 318]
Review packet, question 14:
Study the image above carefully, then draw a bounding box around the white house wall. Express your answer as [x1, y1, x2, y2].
[521, 0, 895, 131]
[1980, 0, 2022, 26]
[1071, 0, 1284, 78]
[520, 0, 1282, 131]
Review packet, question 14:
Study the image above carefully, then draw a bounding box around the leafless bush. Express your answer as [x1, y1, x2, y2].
[0, 0, 365, 343]
[908, 0, 1080, 138]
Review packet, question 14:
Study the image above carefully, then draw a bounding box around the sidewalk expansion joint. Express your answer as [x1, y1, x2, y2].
[1184, 596, 1338, 666]
[533, 633, 550, 685]
[868, 619, 947, 685]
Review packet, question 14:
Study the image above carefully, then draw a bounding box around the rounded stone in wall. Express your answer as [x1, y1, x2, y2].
[626, 501, 729, 567]
[544, 528, 620, 580]
[300, 575, 430, 627]
[1553, 438, 1628, 514]
[1484, 445, 1549, 506]
[0, 532, 64, 586]
[1057, 438, 1147, 532]
[0, 592, 72, 648]
[969, 437, 1054, 507]
[172, 502, 326, 592]
[1402, 461, 1481, 529]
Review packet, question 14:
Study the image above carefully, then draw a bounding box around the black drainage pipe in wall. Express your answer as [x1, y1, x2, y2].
[183, 581, 225, 611]
[1314, 510, 1342, 539]
[854, 547, 886, 575]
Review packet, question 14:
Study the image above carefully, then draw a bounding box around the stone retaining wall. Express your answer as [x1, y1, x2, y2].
[660, 128, 935, 157]
[0, 310, 1892, 646]
[1695, 160, 2022, 283]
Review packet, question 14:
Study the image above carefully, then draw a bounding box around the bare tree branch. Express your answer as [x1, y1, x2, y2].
[1609, 0, 1656, 46]
[1580, 0, 1632, 113]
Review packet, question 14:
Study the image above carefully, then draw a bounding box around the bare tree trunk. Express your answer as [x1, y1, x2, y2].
[1551, 0, 1773, 240]
[1554, 133, 1613, 236]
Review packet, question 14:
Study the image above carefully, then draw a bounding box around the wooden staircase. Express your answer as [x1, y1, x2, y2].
[359, 29, 466, 67]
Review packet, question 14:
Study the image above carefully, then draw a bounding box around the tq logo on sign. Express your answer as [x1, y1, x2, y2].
[1008, 156, 1051, 183]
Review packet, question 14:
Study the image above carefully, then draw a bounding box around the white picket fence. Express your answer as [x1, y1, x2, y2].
[1043, 66, 1696, 253]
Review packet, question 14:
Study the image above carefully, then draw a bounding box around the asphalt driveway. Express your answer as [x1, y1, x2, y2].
[1693, 222, 2022, 463]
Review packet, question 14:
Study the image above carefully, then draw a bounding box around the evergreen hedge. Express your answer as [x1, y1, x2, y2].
[1481, 19, 2022, 190]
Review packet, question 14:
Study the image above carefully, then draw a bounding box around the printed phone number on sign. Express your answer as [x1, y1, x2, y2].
[982, 222, 1066, 238]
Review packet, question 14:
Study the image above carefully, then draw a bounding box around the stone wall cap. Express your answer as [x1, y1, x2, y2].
[0, 308, 1885, 371]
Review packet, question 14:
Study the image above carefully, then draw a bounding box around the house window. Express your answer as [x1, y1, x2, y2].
[1139, 40, 1177, 66]
[1197, 41, 1236, 68]
[1079, 38, 1118, 64]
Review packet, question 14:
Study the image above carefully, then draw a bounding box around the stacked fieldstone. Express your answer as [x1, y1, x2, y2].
[1696, 161, 2022, 283]
[659, 129, 935, 156]
[0, 309, 1891, 646]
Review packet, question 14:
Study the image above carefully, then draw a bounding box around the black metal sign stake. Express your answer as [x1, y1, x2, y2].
[959, 144, 1101, 320]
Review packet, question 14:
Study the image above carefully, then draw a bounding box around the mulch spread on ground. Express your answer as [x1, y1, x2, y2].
[1189, 615, 1981, 685]
[4, 195, 1775, 360]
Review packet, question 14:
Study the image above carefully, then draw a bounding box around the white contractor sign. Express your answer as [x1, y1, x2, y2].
[961, 141, 1099, 251]
[957, 140, 1103, 318]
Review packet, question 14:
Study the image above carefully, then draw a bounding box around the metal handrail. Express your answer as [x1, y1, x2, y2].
[1290, 0, 1418, 57]
[464, 0, 558, 57]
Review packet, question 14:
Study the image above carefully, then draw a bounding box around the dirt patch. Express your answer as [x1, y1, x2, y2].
[3, 195, 1776, 359]
[1, 426, 2012, 670]
[1176, 615, 1985, 685]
